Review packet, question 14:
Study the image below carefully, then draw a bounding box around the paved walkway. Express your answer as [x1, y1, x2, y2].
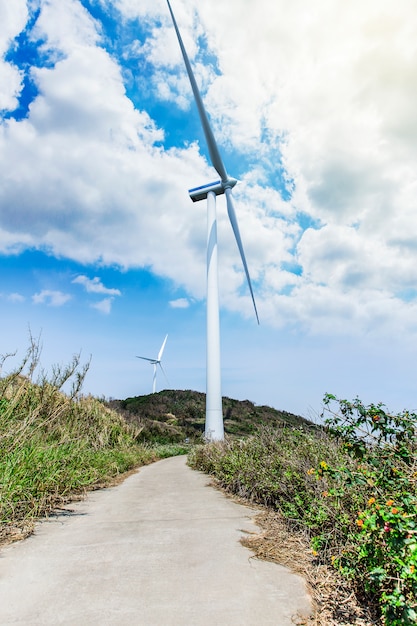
[0, 456, 311, 625]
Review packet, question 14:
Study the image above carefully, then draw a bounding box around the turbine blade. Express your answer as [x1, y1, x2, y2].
[166, 0, 228, 182]
[157, 334, 168, 361]
[136, 356, 155, 363]
[159, 362, 170, 387]
[225, 187, 259, 324]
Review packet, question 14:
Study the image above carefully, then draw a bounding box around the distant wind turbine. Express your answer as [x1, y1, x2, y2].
[166, 1, 259, 441]
[136, 334, 168, 394]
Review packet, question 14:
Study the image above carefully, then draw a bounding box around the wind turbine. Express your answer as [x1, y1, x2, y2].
[136, 334, 168, 394]
[166, 0, 259, 441]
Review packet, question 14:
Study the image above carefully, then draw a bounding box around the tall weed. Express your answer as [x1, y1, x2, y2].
[0, 340, 171, 537]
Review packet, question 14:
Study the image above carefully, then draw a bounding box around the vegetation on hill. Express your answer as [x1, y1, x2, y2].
[0, 341, 187, 546]
[108, 389, 312, 442]
[189, 395, 417, 625]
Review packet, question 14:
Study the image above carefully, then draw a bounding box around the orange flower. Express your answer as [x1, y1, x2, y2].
[386, 499, 394, 506]
[391, 508, 399, 515]
[307, 468, 315, 475]
[322, 491, 329, 497]
[367, 497, 376, 506]
[357, 519, 364, 528]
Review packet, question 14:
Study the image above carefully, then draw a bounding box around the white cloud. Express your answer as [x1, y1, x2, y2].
[1, 0, 417, 337]
[194, 0, 417, 334]
[111, 0, 163, 20]
[0, 62, 24, 112]
[169, 297, 190, 309]
[72, 275, 121, 296]
[0, 0, 27, 111]
[0, 0, 27, 50]
[91, 297, 114, 314]
[32, 290, 72, 307]
[7, 292, 25, 303]
[32, 0, 101, 52]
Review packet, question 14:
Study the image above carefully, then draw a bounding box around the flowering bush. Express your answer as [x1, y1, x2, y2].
[316, 394, 417, 625]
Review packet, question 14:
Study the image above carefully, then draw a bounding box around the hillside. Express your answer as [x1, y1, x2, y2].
[108, 389, 314, 442]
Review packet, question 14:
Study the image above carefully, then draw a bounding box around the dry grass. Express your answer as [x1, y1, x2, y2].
[0, 520, 36, 547]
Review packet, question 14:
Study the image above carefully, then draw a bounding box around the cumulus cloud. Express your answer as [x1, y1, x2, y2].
[72, 275, 121, 296]
[169, 297, 190, 309]
[0, 0, 27, 110]
[91, 297, 114, 314]
[7, 292, 25, 303]
[32, 290, 72, 307]
[193, 0, 417, 333]
[1, 0, 417, 337]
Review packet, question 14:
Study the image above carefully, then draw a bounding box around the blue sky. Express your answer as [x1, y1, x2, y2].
[1, 0, 417, 419]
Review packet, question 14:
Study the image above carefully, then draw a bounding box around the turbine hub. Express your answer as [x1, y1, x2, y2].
[223, 177, 238, 190]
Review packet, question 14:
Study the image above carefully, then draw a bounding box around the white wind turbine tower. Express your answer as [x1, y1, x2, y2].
[166, 1, 259, 441]
[136, 334, 168, 394]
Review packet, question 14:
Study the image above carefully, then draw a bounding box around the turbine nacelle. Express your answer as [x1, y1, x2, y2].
[189, 178, 238, 203]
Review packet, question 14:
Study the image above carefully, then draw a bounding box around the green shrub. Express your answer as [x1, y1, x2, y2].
[316, 394, 417, 624]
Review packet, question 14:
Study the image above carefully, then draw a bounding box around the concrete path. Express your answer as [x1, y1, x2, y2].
[0, 456, 311, 625]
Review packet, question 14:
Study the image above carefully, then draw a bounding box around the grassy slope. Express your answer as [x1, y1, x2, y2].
[0, 374, 187, 545]
[108, 389, 313, 442]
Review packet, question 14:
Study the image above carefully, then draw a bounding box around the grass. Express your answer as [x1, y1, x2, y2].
[0, 340, 187, 545]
